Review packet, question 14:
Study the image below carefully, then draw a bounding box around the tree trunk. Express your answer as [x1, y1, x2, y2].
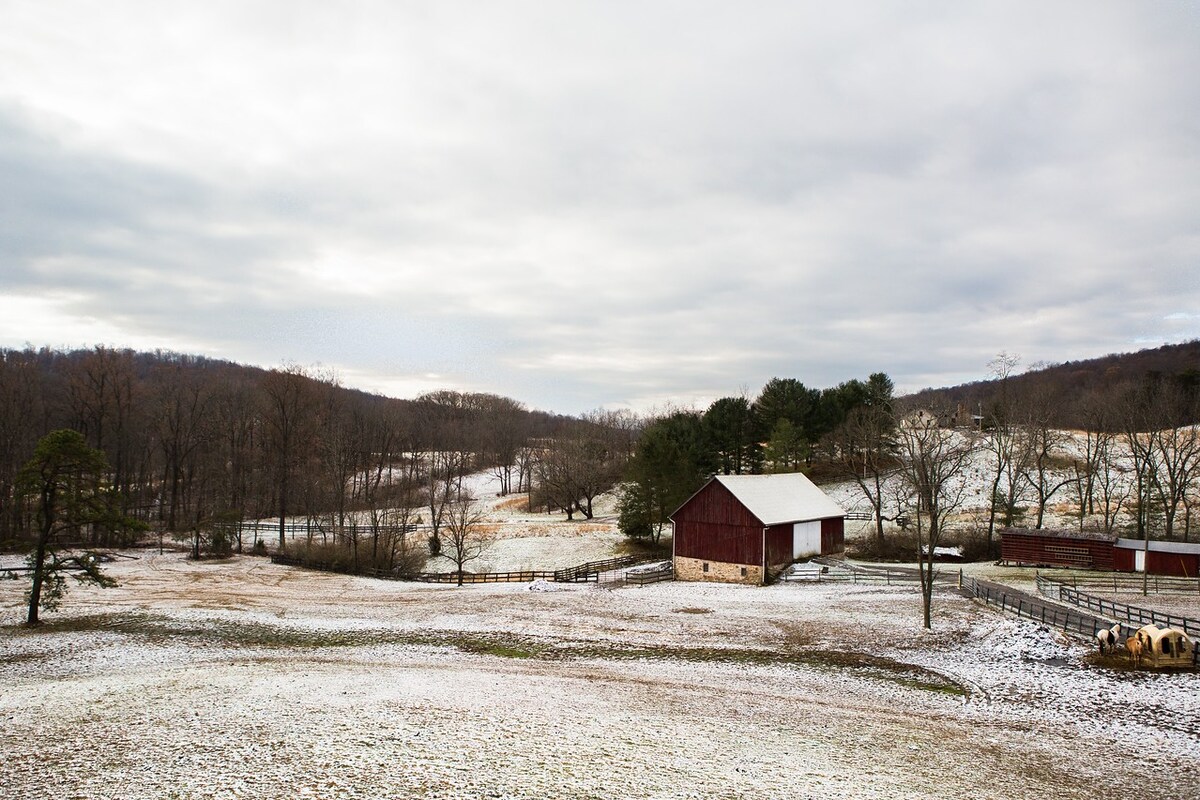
[26, 538, 48, 626]
[26, 488, 56, 626]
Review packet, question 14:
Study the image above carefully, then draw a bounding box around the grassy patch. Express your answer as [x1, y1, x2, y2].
[793, 649, 968, 696]
[454, 635, 545, 659]
[4, 611, 969, 695]
[671, 607, 713, 615]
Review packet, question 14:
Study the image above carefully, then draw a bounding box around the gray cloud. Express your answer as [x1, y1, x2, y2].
[1, 2, 1198, 413]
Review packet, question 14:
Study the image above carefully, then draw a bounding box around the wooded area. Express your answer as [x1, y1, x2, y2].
[0, 346, 589, 565]
[3, 344, 1199, 579]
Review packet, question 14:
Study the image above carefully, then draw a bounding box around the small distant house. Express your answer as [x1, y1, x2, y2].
[900, 409, 939, 430]
[671, 473, 846, 585]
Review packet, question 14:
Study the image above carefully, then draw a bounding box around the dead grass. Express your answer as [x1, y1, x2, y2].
[494, 495, 532, 512]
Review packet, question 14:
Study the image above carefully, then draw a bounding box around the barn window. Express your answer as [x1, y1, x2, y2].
[740, 567, 747, 577]
[702, 562, 709, 573]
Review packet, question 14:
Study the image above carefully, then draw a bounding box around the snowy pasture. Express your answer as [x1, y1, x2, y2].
[2, 548, 1198, 800]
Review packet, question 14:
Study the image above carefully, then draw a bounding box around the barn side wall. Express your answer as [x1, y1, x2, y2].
[1112, 547, 1135, 572]
[765, 525, 792, 567]
[821, 517, 844, 554]
[1146, 550, 1200, 578]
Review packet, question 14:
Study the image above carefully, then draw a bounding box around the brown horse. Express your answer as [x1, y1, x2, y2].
[1125, 636, 1144, 668]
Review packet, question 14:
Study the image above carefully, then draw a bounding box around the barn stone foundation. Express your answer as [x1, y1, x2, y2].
[674, 556, 763, 586]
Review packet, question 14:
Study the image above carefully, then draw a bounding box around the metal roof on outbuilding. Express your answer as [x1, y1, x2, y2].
[1116, 538, 1200, 555]
[711, 473, 845, 526]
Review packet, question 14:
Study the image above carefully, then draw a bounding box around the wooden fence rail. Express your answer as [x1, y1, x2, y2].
[553, 555, 643, 583]
[778, 567, 921, 585]
[1036, 575, 1200, 639]
[1037, 572, 1200, 595]
[962, 575, 1109, 639]
[270, 552, 652, 586]
[624, 565, 675, 586]
[217, 521, 425, 542]
[407, 570, 557, 585]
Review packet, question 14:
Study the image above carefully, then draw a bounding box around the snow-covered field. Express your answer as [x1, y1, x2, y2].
[3, 545, 1198, 800]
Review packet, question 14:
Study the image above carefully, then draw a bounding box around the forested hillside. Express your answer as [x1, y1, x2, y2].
[0, 347, 576, 552]
[0, 346, 891, 561]
[902, 341, 1200, 429]
[3, 342, 1197, 564]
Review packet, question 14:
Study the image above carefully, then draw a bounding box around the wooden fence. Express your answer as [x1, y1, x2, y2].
[778, 566, 921, 585]
[960, 574, 1113, 640]
[270, 552, 650, 586]
[406, 570, 556, 585]
[1036, 575, 1200, 639]
[552, 555, 643, 583]
[803, 556, 926, 585]
[1036, 572, 1200, 595]
[1036, 575, 1200, 667]
[624, 563, 675, 586]
[217, 520, 423, 543]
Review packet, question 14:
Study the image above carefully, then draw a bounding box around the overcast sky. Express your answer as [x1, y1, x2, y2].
[2, 2, 1198, 414]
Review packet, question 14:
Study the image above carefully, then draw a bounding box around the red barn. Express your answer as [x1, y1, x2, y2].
[671, 473, 845, 585]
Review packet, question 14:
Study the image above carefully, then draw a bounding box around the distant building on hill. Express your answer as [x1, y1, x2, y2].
[670, 473, 845, 585]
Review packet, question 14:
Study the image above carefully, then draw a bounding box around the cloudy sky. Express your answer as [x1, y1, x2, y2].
[2, 2, 1198, 414]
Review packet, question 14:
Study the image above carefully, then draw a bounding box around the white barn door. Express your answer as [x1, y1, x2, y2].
[793, 521, 822, 559]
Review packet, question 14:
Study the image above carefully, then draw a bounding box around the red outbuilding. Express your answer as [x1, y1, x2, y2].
[1000, 528, 1200, 578]
[671, 473, 845, 585]
[1113, 538, 1200, 578]
[999, 528, 1118, 570]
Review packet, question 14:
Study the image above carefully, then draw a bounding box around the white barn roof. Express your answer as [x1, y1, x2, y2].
[713, 473, 845, 526]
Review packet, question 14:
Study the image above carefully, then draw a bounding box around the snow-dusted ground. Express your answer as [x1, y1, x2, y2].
[4, 455, 1198, 799]
[3, 548, 1198, 800]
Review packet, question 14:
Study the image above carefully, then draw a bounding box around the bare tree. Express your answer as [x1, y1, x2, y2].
[209, 369, 264, 552]
[1016, 386, 1073, 529]
[1147, 382, 1200, 539]
[261, 365, 320, 550]
[1093, 432, 1132, 534]
[442, 492, 489, 586]
[981, 353, 1030, 549]
[831, 404, 897, 545]
[425, 449, 469, 554]
[150, 361, 214, 533]
[895, 412, 979, 629]
[532, 414, 629, 520]
[0, 350, 45, 541]
[64, 347, 144, 538]
[478, 394, 529, 497]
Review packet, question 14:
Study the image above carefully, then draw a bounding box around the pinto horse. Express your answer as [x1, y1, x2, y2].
[1096, 623, 1122, 654]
